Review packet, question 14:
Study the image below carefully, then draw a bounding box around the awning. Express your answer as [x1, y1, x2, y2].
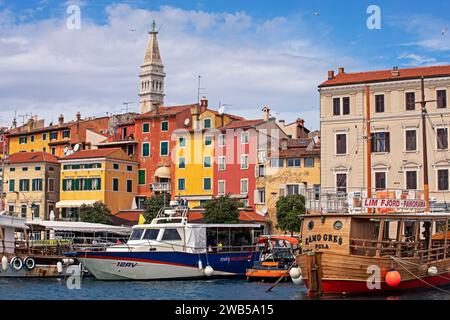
[56, 200, 100, 209]
[154, 166, 171, 178]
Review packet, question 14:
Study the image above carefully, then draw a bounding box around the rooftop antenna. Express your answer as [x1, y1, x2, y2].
[197, 75, 206, 105]
[122, 101, 134, 113]
[18, 112, 32, 125]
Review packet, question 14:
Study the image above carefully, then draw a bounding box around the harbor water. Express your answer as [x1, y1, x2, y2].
[0, 278, 449, 300]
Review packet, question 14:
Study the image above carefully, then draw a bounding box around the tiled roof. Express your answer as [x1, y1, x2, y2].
[7, 152, 59, 164]
[204, 109, 245, 121]
[136, 105, 195, 120]
[220, 119, 265, 130]
[61, 148, 127, 161]
[319, 65, 450, 87]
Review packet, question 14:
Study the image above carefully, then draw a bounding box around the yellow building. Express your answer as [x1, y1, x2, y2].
[9, 117, 71, 157]
[3, 152, 60, 220]
[173, 98, 242, 208]
[255, 137, 321, 233]
[57, 148, 138, 220]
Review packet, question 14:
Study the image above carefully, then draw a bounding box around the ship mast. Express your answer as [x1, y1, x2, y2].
[365, 85, 372, 213]
[417, 77, 436, 213]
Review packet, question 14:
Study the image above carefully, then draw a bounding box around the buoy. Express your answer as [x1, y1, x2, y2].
[198, 260, 203, 270]
[62, 258, 74, 265]
[56, 261, 63, 274]
[292, 275, 303, 285]
[385, 270, 401, 287]
[289, 267, 301, 279]
[428, 266, 438, 276]
[204, 265, 214, 277]
[1, 256, 8, 271]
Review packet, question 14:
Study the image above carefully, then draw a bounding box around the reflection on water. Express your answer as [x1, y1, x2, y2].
[0, 278, 448, 300]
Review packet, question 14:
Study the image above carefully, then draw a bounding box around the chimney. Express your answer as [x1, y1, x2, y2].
[262, 106, 270, 121]
[327, 70, 335, 80]
[278, 119, 285, 127]
[58, 114, 64, 126]
[296, 118, 305, 127]
[200, 96, 208, 113]
[27, 118, 34, 132]
[391, 66, 400, 77]
[338, 67, 345, 74]
[76, 112, 81, 122]
[280, 138, 288, 150]
[191, 105, 200, 129]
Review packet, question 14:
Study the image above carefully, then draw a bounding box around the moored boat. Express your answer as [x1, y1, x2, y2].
[67, 202, 262, 280]
[246, 235, 299, 282]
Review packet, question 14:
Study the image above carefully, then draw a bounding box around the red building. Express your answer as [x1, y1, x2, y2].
[214, 119, 264, 208]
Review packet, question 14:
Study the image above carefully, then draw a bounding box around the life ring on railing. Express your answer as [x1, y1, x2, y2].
[10, 256, 23, 271]
[24, 257, 36, 271]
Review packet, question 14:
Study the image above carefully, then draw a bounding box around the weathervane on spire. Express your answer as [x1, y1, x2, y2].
[151, 19, 157, 33]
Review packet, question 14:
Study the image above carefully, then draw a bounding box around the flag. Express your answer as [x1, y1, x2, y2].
[138, 214, 146, 225]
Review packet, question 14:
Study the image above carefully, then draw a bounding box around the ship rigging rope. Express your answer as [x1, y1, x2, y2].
[389, 256, 450, 293]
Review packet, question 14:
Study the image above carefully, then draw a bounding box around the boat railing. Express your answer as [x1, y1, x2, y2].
[349, 237, 449, 261]
[303, 187, 440, 214]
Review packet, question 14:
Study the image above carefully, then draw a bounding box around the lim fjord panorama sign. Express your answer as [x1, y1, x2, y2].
[363, 198, 426, 209]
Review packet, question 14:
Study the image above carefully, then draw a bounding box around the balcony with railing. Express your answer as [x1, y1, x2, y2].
[151, 183, 171, 193]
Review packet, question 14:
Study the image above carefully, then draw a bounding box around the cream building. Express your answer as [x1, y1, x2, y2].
[4, 152, 60, 219]
[320, 66, 450, 209]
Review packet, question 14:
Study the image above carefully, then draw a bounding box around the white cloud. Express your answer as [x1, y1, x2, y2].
[398, 53, 436, 66]
[0, 4, 356, 131]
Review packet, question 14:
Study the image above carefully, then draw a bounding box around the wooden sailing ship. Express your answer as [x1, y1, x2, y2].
[297, 79, 450, 295]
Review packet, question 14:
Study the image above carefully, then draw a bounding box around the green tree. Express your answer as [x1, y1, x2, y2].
[143, 194, 169, 223]
[79, 202, 112, 225]
[276, 194, 306, 235]
[204, 195, 240, 224]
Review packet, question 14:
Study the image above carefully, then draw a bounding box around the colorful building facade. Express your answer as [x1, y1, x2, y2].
[3, 152, 60, 220]
[57, 148, 138, 220]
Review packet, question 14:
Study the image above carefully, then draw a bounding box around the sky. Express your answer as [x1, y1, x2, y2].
[0, 0, 449, 131]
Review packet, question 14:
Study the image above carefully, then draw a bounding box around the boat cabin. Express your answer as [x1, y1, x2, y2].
[301, 213, 449, 262]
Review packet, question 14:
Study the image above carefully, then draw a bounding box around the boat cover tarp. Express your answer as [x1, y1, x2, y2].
[185, 226, 207, 253]
[26, 220, 131, 235]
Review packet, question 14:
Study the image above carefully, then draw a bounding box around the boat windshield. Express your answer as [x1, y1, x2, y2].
[142, 229, 160, 240]
[129, 229, 145, 240]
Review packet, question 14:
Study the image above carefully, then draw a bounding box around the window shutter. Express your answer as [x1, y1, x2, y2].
[254, 165, 259, 178]
[386, 132, 390, 152]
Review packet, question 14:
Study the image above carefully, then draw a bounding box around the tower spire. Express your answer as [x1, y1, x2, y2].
[140, 20, 165, 113]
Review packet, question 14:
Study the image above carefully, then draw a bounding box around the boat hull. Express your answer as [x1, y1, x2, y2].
[297, 251, 450, 294]
[0, 264, 67, 278]
[74, 251, 258, 281]
[246, 269, 289, 282]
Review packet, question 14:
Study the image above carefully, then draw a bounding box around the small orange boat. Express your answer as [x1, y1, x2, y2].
[246, 235, 299, 282]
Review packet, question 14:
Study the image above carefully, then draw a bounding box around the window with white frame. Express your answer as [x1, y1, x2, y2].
[286, 184, 300, 195]
[405, 129, 417, 151]
[204, 156, 211, 168]
[203, 118, 212, 129]
[142, 142, 150, 157]
[437, 169, 449, 191]
[240, 154, 249, 169]
[255, 189, 265, 204]
[405, 171, 417, 190]
[437, 127, 448, 150]
[204, 135, 213, 147]
[255, 164, 265, 177]
[257, 150, 266, 163]
[218, 180, 226, 195]
[218, 134, 226, 147]
[241, 131, 249, 144]
[240, 179, 248, 194]
[218, 156, 226, 171]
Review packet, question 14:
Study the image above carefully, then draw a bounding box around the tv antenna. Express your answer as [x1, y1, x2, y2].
[197, 75, 206, 105]
[218, 102, 232, 115]
[122, 101, 134, 113]
[18, 112, 32, 125]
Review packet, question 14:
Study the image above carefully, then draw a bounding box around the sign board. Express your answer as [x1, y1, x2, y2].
[363, 198, 426, 209]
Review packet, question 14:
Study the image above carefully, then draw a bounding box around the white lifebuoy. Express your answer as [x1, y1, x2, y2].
[204, 265, 214, 277]
[24, 257, 36, 271]
[56, 261, 63, 274]
[10, 256, 23, 271]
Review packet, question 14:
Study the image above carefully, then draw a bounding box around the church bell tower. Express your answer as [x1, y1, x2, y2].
[139, 20, 165, 113]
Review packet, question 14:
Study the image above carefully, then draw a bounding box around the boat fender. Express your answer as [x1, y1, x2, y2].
[24, 257, 36, 271]
[198, 260, 203, 270]
[1, 256, 8, 271]
[428, 266, 438, 276]
[289, 267, 301, 279]
[292, 275, 303, 285]
[385, 270, 401, 287]
[62, 258, 75, 265]
[10, 256, 23, 271]
[204, 265, 214, 277]
[56, 261, 63, 274]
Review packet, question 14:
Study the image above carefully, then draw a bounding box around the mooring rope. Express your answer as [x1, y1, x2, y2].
[389, 256, 450, 281]
[389, 256, 450, 294]
[265, 261, 297, 293]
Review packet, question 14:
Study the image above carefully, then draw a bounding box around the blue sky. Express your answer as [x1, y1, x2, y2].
[0, 0, 449, 130]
